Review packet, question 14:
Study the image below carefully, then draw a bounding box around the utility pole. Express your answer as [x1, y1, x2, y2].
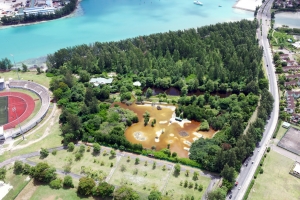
[12, 107, 24, 140]
[10, 54, 20, 80]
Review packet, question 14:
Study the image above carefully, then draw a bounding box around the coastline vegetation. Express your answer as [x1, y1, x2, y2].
[0, 0, 78, 25]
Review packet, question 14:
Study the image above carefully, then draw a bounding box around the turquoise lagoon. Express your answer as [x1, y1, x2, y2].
[0, 0, 253, 62]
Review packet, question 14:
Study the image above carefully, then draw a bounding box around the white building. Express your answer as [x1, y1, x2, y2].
[291, 162, 300, 178]
[89, 77, 113, 86]
[133, 81, 141, 87]
[282, 122, 291, 129]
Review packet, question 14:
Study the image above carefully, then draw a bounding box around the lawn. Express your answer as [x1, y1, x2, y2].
[276, 122, 288, 141]
[28, 147, 116, 177]
[163, 168, 211, 200]
[25, 183, 92, 200]
[248, 151, 300, 200]
[1, 71, 51, 88]
[2, 167, 31, 200]
[109, 156, 171, 199]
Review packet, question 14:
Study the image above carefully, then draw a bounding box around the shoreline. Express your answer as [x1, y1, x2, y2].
[0, 0, 83, 30]
[232, 0, 261, 12]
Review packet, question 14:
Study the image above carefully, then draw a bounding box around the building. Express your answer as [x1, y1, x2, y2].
[133, 81, 141, 87]
[89, 77, 113, 86]
[291, 162, 300, 178]
[0, 79, 5, 91]
[282, 66, 300, 72]
[282, 122, 291, 128]
[284, 80, 300, 87]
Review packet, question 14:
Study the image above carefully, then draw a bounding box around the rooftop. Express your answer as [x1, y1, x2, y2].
[293, 162, 300, 174]
[90, 77, 113, 86]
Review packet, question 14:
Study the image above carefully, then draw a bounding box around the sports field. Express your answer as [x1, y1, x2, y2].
[0, 96, 8, 126]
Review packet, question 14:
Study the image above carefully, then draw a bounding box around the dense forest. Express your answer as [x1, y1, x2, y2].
[44, 20, 273, 195]
[0, 0, 77, 25]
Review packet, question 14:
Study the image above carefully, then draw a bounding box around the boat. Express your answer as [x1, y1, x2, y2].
[218, 5, 222, 7]
[193, 1, 203, 5]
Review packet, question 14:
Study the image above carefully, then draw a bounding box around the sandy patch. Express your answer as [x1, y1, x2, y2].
[192, 137, 200, 141]
[159, 120, 168, 124]
[183, 140, 192, 146]
[25, 176, 31, 181]
[193, 132, 203, 138]
[0, 181, 13, 200]
[184, 147, 190, 151]
[169, 133, 174, 137]
[42, 195, 57, 200]
[15, 179, 38, 200]
[133, 131, 147, 141]
[233, 0, 262, 11]
[155, 129, 165, 142]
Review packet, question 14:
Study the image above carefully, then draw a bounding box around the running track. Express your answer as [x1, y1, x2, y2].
[0, 92, 35, 130]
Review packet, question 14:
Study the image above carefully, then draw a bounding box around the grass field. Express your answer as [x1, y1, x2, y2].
[163, 168, 210, 199]
[1, 71, 50, 88]
[28, 147, 117, 176]
[276, 122, 288, 141]
[0, 96, 8, 125]
[248, 151, 300, 200]
[109, 157, 171, 199]
[2, 168, 31, 200]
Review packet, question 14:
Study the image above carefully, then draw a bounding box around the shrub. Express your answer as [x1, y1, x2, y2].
[50, 178, 62, 189]
[260, 168, 264, 174]
[46, 72, 54, 77]
[198, 184, 203, 192]
[52, 149, 57, 155]
[79, 145, 85, 154]
[63, 175, 74, 188]
[75, 153, 82, 160]
[135, 158, 140, 164]
[23, 164, 31, 175]
[267, 147, 271, 152]
[67, 142, 75, 152]
[40, 148, 49, 158]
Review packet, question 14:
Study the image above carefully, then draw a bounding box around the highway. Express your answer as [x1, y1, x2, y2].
[228, 0, 280, 199]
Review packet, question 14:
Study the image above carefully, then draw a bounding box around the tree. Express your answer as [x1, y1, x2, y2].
[193, 171, 199, 180]
[199, 120, 209, 131]
[67, 142, 75, 151]
[40, 148, 49, 158]
[113, 185, 139, 200]
[93, 143, 101, 154]
[31, 162, 56, 183]
[23, 164, 31, 175]
[14, 161, 23, 174]
[36, 67, 41, 74]
[77, 177, 96, 196]
[0, 167, 6, 181]
[79, 70, 90, 82]
[145, 88, 153, 98]
[174, 163, 181, 175]
[93, 182, 115, 197]
[220, 164, 236, 182]
[22, 63, 28, 72]
[135, 157, 140, 164]
[148, 190, 162, 200]
[63, 175, 74, 188]
[0, 58, 13, 70]
[207, 188, 226, 200]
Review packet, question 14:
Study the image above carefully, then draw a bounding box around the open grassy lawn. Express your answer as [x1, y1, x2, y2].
[248, 151, 300, 200]
[28, 147, 116, 176]
[109, 156, 171, 199]
[30, 186, 91, 200]
[2, 167, 31, 200]
[276, 122, 288, 141]
[163, 168, 210, 200]
[1, 71, 50, 88]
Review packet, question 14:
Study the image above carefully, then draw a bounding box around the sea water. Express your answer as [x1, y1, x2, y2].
[0, 0, 253, 62]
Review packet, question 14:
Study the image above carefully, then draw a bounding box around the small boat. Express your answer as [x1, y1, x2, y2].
[194, 1, 203, 5]
[218, 5, 222, 7]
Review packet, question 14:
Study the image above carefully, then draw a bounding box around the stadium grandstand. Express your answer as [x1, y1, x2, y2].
[4, 80, 50, 139]
[0, 78, 5, 91]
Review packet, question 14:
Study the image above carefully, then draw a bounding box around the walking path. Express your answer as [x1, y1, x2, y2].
[105, 155, 121, 182]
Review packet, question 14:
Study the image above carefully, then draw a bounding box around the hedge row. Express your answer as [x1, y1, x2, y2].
[243, 180, 255, 200]
[273, 119, 282, 138]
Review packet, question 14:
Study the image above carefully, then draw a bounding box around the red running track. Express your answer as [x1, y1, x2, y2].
[0, 92, 35, 130]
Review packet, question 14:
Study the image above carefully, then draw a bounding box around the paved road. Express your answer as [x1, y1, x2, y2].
[228, 1, 279, 199]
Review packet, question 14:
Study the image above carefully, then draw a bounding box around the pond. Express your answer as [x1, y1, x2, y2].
[274, 12, 300, 29]
[116, 102, 216, 158]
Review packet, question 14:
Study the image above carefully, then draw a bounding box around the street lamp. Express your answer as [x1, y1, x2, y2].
[10, 54, 20, 80]
[12, 107, 24, 140]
